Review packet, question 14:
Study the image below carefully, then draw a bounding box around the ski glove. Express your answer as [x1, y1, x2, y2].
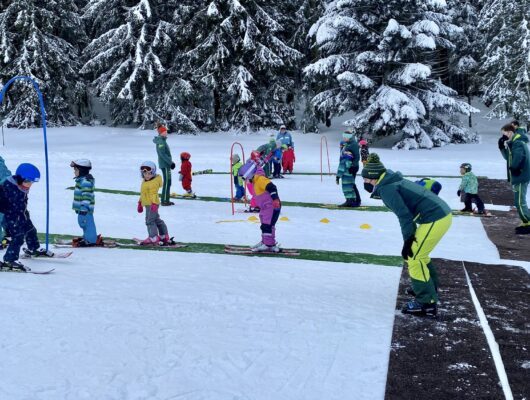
[348, 166, 358, 175]
[170, 162, 176, 170]
[150, 203, 159, 213]
[272, 199, 281, 209]
[510, 167, 522, 177]
[401, 236, 415, 260]
[457, 190, 461, 197]
[137, 201, 143, 213]
[336, 176, 340, 185]
[498, 136, 508, 150]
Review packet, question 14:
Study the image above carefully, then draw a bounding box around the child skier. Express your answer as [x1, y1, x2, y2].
[0, 155, 11, 248]
[457, 163, 486, 214]
[338, 130, 361, 206]
[71, 159, 102, 247]
[0, 163, 53, 271]
[238, 158, 281, 252]
[415, 177, 442, 195]
[231, 154, 245, 201]
[179, 152, 195, 197]
[282, 144, 295, 174]
[359, 139, 370, 165]
[137, 161, 170, 245]
[336, 151, 360, 207]
[272, 141, 283, 179]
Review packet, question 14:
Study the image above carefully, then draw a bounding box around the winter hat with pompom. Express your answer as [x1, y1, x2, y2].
[361, 153, 386, 179]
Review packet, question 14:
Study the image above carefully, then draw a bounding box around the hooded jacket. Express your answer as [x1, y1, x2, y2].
[372, 170, 451, 240]
[500, 133, 530, 185]
[153, 136, 173, 169]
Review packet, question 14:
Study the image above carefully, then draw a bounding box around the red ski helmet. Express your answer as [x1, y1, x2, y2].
[180, 152, 191, 160]
[250, 150, 261, 162]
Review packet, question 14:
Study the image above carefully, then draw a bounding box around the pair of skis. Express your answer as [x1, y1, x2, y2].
[223, 244, 300, 256]
[53, 238, 187, 249]
[1, 249, 74, 274]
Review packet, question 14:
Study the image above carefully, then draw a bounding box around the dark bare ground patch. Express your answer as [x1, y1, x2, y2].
[385, 259, 504, 399]
[464, 262, 530, 400]
[481, 209, 530, 261]
[478, 178, 513, 207]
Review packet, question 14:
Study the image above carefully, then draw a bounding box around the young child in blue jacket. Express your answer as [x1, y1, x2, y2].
[0, 163, 52, 271]
[71, 159, 102, 247]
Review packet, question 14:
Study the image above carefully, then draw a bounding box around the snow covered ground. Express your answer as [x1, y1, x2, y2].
[0, 112, 528, 399]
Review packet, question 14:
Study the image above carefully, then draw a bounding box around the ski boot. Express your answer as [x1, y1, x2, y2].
[338, 199, 356, 208]
[460, 207, 473, 213]
[139, 236, 160, 246]
[1, 260, 30, 272]
[401, 300, 437, 317]
[183, 190, 196, 198]
[72, 237, 93, 247]
[160, 234, 175, 246]
[515, 223, 530, 234]
[251, 242, 280, 253]
[23, 248, 54, 257]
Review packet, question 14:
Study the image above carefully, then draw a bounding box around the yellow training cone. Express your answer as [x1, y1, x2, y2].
[360, 223, 371, 229]
[320, 218, 330, 223]
[247, 216, 259, 221]
[280, 216, 289, 221]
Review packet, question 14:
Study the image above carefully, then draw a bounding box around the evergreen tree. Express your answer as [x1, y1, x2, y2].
[81, 0, 197, 130]
[0, 0, 87, 127]
[305, 0, 478, 149]
[447, 0, 483, 92]
[182, 0, 303, 131]
[479, 0, 530, 121]
[291, 0, 326, 132]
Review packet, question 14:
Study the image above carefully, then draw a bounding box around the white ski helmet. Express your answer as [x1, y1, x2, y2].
[140, 160, 157, 177]
[70, 159, 92, 169]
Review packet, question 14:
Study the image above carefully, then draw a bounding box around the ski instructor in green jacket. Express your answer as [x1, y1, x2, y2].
[362, 154, 452, 317]
[153, 122, 175, 206]
[498, 123, 530, 233]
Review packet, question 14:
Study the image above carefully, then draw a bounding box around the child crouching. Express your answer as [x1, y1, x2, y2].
[238, 158, 281, 252]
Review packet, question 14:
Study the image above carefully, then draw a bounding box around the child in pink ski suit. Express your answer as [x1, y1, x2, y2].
[238, 159, 281, 252]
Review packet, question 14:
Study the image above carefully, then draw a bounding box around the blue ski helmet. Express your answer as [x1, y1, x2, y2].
[15, 163, 40, 182]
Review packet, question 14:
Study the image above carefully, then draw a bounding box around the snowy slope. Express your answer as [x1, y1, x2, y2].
[1, 251, 401, 400]
[0, 118, 527, 399]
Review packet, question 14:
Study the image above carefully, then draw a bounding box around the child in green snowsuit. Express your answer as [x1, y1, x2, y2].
[336, 150, 360, 207]
[457, 163, 485, 213]
[336, 130, 361, 207]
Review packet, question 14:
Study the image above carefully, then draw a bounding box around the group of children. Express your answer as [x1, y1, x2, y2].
[231, 125, 296, 205]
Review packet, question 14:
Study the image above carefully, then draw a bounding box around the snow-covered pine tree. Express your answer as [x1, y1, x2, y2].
[82, 0, 196, 130]
[0, 0, 87, 127]
[290, 0, 327, 133]
[447, 0, 483, 93]
[479, 0, 530, 122]
[183, 0, 304, 131]
[305, 0, 478, 149]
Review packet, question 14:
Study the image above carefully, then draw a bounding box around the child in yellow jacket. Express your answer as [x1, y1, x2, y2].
[137, 161, 170, 245]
